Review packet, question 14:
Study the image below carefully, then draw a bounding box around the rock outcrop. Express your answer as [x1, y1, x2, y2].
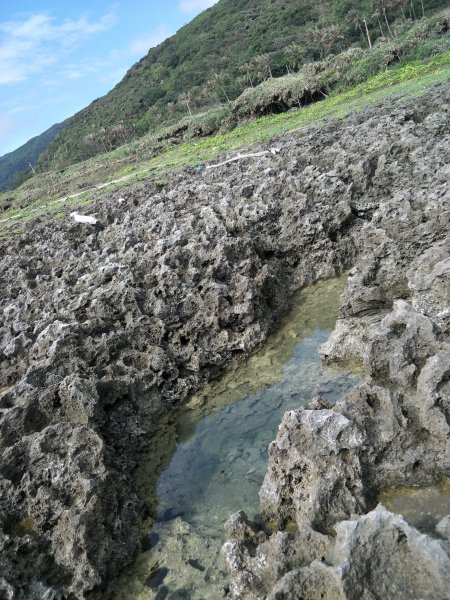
[223, 506, 450, 600]
[1, 85, 449, 598]
[223, 86, 450, 598]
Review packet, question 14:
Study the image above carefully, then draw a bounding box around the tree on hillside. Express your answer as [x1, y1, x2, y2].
[406, 0, 424, 19]
[373, 0, 396, 38]
[109, 122, 131, 145]
[178, 91, 193, 116]
[167, 101, 177, 115]
[85, 128, 113, 153]
[238, 62, 256, 87]
[253, 54, 274, 81]
[84, 122, 132, 153]
[283, 43, 302, 72]
[337, 1, 374, 48]
[398, 0, 419, 20]
[239, 54, 273, 86]
[371, 7, 387, 37]
[199, 84, 214, 107]
[389, 0, 409, 22]
[306, 25, 345, 59]
[209, 72, 231, 103]
[345, 9, 372, 47]
[410, 0, 425, 19]
[363, 18, 374, 47]
[419, 0, 425, 18]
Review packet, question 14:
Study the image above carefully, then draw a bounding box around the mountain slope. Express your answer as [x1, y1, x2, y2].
[0, 121, 66, 191]
[37, 0, 448, 171]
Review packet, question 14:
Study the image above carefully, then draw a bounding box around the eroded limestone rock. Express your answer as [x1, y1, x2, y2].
[1, 87, 450, 598]
[223, 87, 450, 598]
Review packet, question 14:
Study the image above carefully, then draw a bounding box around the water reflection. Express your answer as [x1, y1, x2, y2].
[113, 276, 360, 599]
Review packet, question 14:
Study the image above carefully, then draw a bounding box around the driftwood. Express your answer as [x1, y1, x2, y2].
[70, 212, 98, 225]
[206, 149, 280, 170]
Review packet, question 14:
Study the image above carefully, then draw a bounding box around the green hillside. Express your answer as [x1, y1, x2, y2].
[38, 0, 448, 171]
[2, 46, 449, 238]
[0, 121, 66, 191]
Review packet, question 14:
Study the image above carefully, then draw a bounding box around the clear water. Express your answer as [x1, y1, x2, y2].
[379, 477, 450, 533]
[113, 277, 360, 600]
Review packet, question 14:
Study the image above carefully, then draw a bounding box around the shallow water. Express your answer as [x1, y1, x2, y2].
[380, 477, 450, 533]
[113, 276, 360, 600]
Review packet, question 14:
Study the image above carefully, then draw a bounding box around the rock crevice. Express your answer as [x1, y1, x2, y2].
[223, 88, 450, 599]
[1, 87, 449, 598]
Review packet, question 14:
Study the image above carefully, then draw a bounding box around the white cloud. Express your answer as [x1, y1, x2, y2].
[35, 22, 172, 88]
[62, 68, 84, 80]
[1, 14, 53, 40]
[0, 12, 117, 85]
[128, 25, 173, 57]
[178, 0, 218, 14]
[0, 114, 15, 140]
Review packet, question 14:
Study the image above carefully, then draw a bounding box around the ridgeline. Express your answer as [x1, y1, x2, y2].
[0, 121, 66, 191]
[36, 0, 448, 172]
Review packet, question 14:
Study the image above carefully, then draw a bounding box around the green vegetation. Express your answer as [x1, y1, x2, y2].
[37, 0, 449, 171]
[1, 4, 449, 240]
[0, 121, 66, 191]
[1, 45, 448, 239]
[232, 14, 450, 118]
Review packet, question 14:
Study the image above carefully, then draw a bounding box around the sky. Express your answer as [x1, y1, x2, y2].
[0, 0, 218, 156]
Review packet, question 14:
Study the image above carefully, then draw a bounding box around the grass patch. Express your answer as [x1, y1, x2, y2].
[0, 50, 449, 238]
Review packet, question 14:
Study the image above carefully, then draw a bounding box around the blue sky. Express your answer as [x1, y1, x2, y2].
[0, 0, 218, 156]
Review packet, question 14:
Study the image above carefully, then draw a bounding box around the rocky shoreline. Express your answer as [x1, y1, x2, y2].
[1, 85, 449, 599]
[222, 86, 450, 598]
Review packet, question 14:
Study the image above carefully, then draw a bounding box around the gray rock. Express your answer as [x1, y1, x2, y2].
[1, 86, 450, 598]
[223, 88, 450, 598]
[332, 505, 450, 600]
[259, 408, 366, 531]
[436, 515, 450, 540]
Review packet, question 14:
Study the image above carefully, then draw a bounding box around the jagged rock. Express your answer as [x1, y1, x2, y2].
[265, 564, 346, 600]
[259, 408, 366, 531]
[223, 88, 450, 598]
[0, 578, 15, 600]
[436, 515, 450, 540]
[331, 506, 450, 600]
[1, 87, 450, 597]
[224, 512, 267, 545]
[262, 506, 450, 600]
[222, 524, 333, 598]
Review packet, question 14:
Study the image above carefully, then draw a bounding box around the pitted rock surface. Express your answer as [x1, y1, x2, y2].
[251, 506, 450, 600]
[223, 86, 450, 598]
[1, 85, 450, 598]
